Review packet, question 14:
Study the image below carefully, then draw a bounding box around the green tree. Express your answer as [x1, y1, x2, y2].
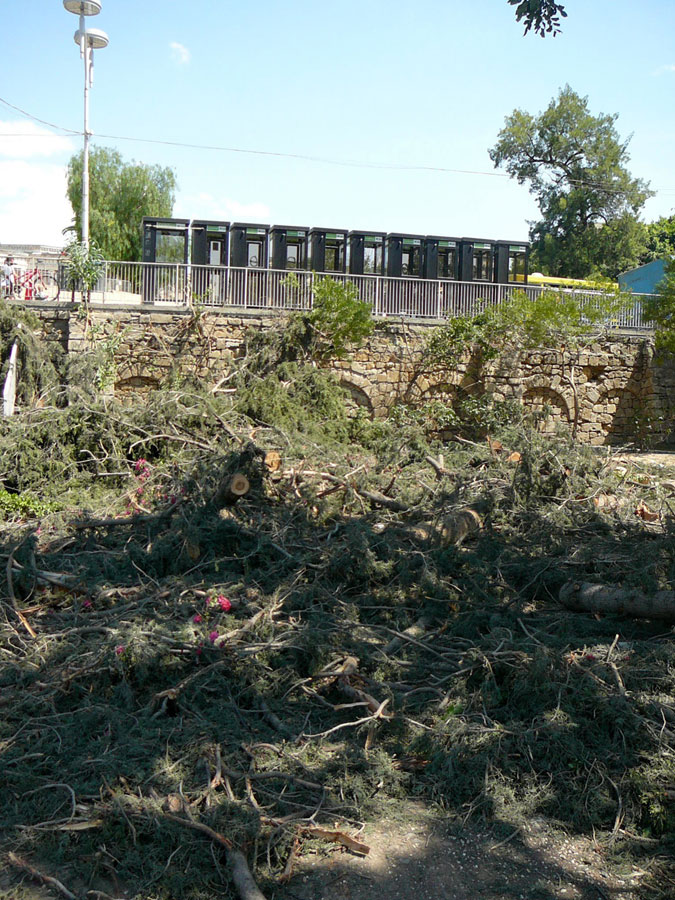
[489, 86, 652, 280]
[508, 0, 567, 37]
[643, 257, 675, 356]
[66, 147, 177, 261]
[642, 214, 675, 263]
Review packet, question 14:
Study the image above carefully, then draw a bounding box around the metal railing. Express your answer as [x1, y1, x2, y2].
[49, 260, 655, 331]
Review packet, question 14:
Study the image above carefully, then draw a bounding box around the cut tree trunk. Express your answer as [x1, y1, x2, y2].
[215, 473, 250, 507]
[559, 581, 675, 623]
[399, 508, 483, 547]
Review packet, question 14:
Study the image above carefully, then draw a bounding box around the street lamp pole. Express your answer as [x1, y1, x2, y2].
[63, 1, 109, 249]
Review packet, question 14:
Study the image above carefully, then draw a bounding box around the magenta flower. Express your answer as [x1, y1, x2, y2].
[208, 630, 219, 644]
[192, 613, 203, 624]
[83, 599, 92, 609]
[217, 595, 232, 612]
[115, 645, 125, 656]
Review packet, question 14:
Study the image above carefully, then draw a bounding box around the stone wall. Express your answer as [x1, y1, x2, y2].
[30, 303, 675, 446]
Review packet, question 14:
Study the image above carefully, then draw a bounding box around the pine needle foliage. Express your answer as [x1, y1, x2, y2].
[0, 313, 674, 899]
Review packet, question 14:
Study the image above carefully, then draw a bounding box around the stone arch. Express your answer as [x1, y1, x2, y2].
[522, 386, 571, 433]
[418, 381, 458, 403]
[339, 379, 374, 417]
[115, 375, 161, 396]
[592, 385, 649, 444]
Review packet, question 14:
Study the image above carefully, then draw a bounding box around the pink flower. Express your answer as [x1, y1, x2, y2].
[217, 595, 232, 612]
[115, 645, 125, 656]
[83, 599, 92, 609]
[208, 630, 219, 644]
[192, 613, 203, 624]
[134, 458, 147, 473]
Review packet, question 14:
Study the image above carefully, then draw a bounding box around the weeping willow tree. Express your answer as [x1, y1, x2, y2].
[66, 147, 177, 262]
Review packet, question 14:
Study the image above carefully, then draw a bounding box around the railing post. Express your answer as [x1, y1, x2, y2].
[102, 260, 108, 303]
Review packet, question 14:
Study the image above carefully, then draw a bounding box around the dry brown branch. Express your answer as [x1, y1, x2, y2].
[382, 616, 434, 654]
[303, 826, 370, 855]
[161, 811, 233, 848]
[302, 698, 391, 739]
[5, 533, 37, 638]
[8, 852, 76, 900]
[151, 659, 229, 705]
[298, 470, 409, 511]
[161, 813, 269, 900]
[222, 769, 323, 792]
[337, 677, 390, 717]
[425, 454, 451, 478]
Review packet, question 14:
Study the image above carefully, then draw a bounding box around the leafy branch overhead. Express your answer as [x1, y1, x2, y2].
[508, 0, 567, 36]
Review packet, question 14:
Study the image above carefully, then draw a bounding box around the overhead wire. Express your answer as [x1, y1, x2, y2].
[1, 93, 674, 196]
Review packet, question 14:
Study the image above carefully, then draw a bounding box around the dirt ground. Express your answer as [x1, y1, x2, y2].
[612, 451, 675, 469]
[280, 803, 643, 900]
[2, 804, 646, 900]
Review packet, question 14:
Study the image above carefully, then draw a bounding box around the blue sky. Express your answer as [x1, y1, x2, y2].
[2, 0, 675, 249]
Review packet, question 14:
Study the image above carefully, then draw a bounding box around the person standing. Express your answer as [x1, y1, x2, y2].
[2, 257, 16, 297]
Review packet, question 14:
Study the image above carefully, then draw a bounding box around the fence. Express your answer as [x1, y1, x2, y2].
[53, 260, 654, 331]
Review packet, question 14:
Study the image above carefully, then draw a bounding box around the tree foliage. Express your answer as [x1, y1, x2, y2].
[425, 288, 627, 370]
[307, 276, 374, 360]
[643, 257, 675, 356]
[66, 147, 177, 261]
[643, 214, 675, 263]
[508, 0, 567, 37]
[489, 86, 652, 279]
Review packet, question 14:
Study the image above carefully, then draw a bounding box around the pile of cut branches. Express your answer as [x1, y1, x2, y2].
[1, 327, 675, 899]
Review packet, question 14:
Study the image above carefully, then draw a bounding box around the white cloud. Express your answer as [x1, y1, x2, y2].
[170, 42, 191, 65]
[653, 64, 675, 75]
[0, 161, 72, 245]
[175, 191, 271, 222]
[0, 121, 74, 245]
[0, 120, 75, 159]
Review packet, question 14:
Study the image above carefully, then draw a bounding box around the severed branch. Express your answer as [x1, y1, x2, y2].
[297, 471, 410, 512]
[302, 698, 391, 739]
[560, 581, 675, 623]
[8, 853, 76, 900]
[5, 532, 38, 638]
[303, 826, 370, 856]
[161, 813, 268, 900]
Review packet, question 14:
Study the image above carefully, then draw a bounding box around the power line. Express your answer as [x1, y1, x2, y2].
[99, 133, 511, 178]
[2, 94, 675, 196]
[0, 96, 79, 135]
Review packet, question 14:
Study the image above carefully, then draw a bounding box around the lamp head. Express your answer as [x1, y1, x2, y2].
[63, 1, 102, 16]
[73, 27, 109, 49]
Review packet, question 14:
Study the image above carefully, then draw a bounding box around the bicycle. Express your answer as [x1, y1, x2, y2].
[10, 266, 61, 303]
